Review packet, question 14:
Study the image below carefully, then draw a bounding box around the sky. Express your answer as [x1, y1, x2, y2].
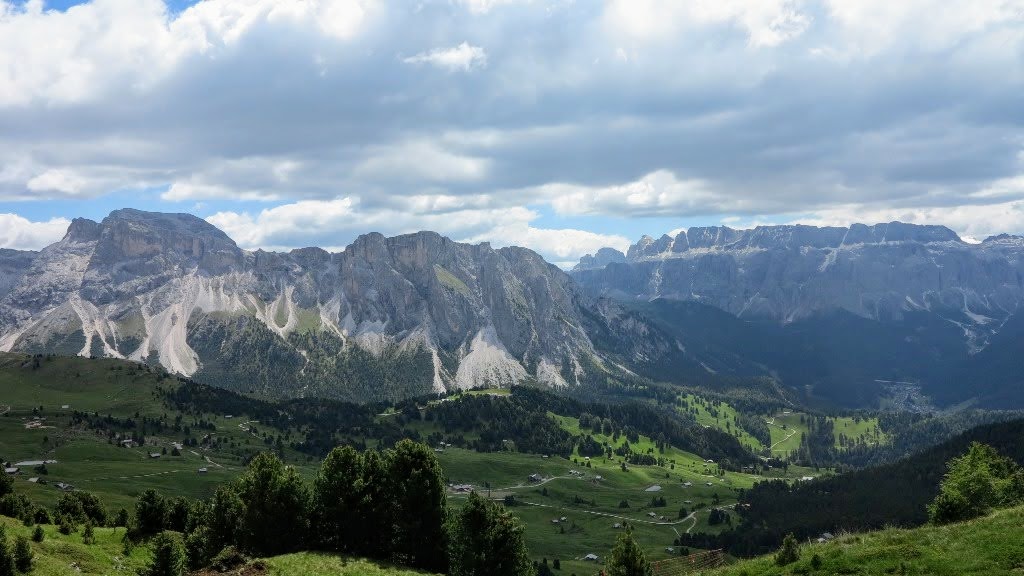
[1, 0, 1023, 266]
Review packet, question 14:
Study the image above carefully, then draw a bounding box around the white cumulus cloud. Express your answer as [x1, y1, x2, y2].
[0, 214, 71, 250]
[402, 42, 487, 72]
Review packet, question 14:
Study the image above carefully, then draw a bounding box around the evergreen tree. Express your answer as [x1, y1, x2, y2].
[206, 485, 243, 555]
[0, 526, 14, 576]
[112, 508, 130, 528]
[606, 530, 652, 576]
[775, 533, 800, 566]
[13, 536, 30, 573]
[234, 452, 310, 556]
[30, 527, 42, 544]
[0, 471, 12, 500]
[82, 521, 95, 545]
[144, 531, 186, 576]
[135, 489, 167, 537]
[356, 449, 393, 559]
[165, 497, 190, 533]
[387, 440, 448, 572]
[184, 525, 216, 570]
[449, 492, 533, 576]
[312, 445, 363, 552]
[56, 491, 106, 526]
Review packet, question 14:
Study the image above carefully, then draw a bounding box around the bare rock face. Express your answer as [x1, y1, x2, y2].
[574, 247, 627, 271]
[573, 222, 1024, 333]
[0, 209, 608, 401]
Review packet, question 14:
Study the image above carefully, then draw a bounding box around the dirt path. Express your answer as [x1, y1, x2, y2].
[80, 469, 187, 482]
[770, 429, 797, 450]
[519, 500, 698, 527]
[492, 475, 577, 491]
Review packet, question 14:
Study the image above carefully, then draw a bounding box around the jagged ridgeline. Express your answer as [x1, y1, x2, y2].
[0, 209, 671, 402]
[573, 223, 1024, 408]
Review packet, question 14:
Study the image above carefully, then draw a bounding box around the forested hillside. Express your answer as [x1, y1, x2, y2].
[680, 417, 1024, 556]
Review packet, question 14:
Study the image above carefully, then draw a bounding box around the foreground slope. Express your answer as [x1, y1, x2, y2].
[704, 506, 1024, 576]
[0, 516, 438, 576]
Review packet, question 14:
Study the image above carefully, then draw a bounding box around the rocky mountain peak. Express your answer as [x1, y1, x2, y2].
[574, 247, 627, 271]
[63, 218, 102, 243]
[91, 208, 242, 274]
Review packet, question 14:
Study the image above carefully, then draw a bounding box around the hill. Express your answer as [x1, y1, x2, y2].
[702, 505, 1024, 575]
[684, 417, 1024, 557]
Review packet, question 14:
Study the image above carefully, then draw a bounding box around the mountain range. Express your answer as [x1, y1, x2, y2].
[573, 223, 1024, 408]
[1, 210, 1023, 408]
[0, 209, 643, 402]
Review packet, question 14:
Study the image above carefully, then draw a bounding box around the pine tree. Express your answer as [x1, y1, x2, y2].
[13, 536, 31, 573]
[606, 530, 652, 576]
[0, 471, 12, 500]
[0, 526, 14, 576]
[449, 492, 533, 576]
[387, 440, 449, 572]
[775, 533, 800, 566]
[144, 531, 186, 576]
[312, 445, 363, 552]
[135, 489, 167, 537]
[356, 449, 393, 559]
[30, 527, 43, 544]
[234, 452, 310, 556]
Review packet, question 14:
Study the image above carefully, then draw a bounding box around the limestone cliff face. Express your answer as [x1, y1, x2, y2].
[573, 223, 1024, 334]
[0, 210, 606, 400]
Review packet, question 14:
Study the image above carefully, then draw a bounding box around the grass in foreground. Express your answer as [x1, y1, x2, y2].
[259, 552, 441, 576]
[0, 516, 150, 575]
[703, 506, 1024, 575]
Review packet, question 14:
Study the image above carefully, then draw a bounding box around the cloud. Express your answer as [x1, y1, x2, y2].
[206, 195, 627, 263]
[0, 214, 71, 250]
[402, 42, 487, 72]
[789, 199, 1024, 242]
[543, 170, 757, 217]
[1, 0, 1023, 252]
[603, 0, 812, 48]
[26, 169, 88, 196]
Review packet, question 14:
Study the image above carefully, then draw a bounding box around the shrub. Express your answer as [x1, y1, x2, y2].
[30, 527, 43, 544]
[209, 546, 248, 572]
[775, 533, 800, 566]
[57, 520, 73, 536]
[928, 442, 1024, 525]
